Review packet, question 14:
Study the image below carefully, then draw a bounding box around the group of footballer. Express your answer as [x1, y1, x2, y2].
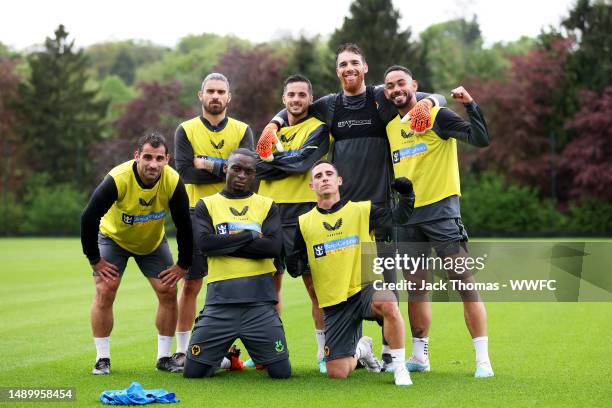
[81, 42, 493, 386]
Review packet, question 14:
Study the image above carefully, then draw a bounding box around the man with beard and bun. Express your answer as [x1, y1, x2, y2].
[81, 133, 192, 375]
[383, 65, 493, 378]
[286, 161, 415, 385]
[173, 73, 254, 370]
[184, 149, 291, 380]
[257, 43, 446, 364]
[255, 74, 329, 373]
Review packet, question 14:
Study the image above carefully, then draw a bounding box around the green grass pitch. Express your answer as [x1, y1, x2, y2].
[1, 238, 611, 407]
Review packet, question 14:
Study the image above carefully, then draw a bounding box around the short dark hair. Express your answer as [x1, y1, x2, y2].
[137, 132, 168, 155]
[383, 65, 414, 82]
[283, 74, 313, 95]
[311, 159, 340, 178]
[335, 43, 366, 65]
[201, 72, 230, 91]
[229, 148, 258, 162]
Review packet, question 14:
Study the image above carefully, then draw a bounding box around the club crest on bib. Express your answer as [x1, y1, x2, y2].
[323, 218, 342, 231]
[210, 139, 225, 150]
[229, 206, 249, 217]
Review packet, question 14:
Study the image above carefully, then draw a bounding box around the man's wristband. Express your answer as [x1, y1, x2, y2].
[89, 257, 101, 265]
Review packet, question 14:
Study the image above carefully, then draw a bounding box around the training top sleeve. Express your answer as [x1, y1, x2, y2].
[232, 203, 283, 259]
[168, 181, 193, 269]
[434, 102, 491, 147]
[81, 176, 119, 264]
[374, 86, 448, 124]
[285, 224, 309, 277]
[369, 192, 415, 231]
[174, 125, 225, 184]
[256, 123, 330, 180]
[194, 200, 256, 256]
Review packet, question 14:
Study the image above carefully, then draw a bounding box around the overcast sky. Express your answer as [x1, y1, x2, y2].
[1, 0, 575, 50]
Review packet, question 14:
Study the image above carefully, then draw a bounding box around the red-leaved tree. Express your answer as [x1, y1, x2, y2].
[559, 86, 612, 201]
[90, 80, 195, 183]
[213, 46, 288, 135]
[463, 37, 572, 196]
[0, 59, 24, 195]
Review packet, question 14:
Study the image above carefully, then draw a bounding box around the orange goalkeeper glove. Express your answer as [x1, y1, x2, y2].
[257, 123, 284, 162]
[401, 99, 434, 134]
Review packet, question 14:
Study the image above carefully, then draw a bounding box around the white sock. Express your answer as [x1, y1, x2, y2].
[220, 357, 231, 369]
[94, 337, 110, 360]
[389, 348, 406, 370]
[315, 330, 326, 360]
[412, 337, 429, 361]
[381, 344, 391, 355]
[157, 335, 173, 360]
[472, 336, 490, 365]
[176, 331, 190, 354]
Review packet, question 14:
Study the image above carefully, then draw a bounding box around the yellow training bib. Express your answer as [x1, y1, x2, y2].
[203, 193, 276, 283]
[100, 160, 179, 255]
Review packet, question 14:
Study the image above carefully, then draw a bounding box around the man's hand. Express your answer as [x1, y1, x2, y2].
[159, 263, 187, 287]
[401, 99, 433, 134]
[450, 86, 474, 104]
[391, 177, 413, 195]
[92, 258, 120, 282]
[257, 123, 284, 162]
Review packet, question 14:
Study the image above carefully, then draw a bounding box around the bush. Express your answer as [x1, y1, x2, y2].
[20, 174, 87, 234]
[0, 195, 24, 235]
[460, 171, 560, 234]
[562, 198, 612, 234]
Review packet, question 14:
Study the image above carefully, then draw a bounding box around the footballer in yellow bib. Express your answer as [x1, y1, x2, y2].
[81, 133, 193, 374]
[383, 65, 493, 378]
[287, 160, 415, 384]
[172, 73, 255, 355]
[185, 149, 291, 379]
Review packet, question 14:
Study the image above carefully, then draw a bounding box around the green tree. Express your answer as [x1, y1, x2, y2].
[86, 40, 168, 81]
[15, 25, 108, 188]
[136, 33, 251, 107]
[329, 0, 423, 86]
[562, 0, 612, 92]
[109, 50, 135, 85]
[284, 35, 337, 97]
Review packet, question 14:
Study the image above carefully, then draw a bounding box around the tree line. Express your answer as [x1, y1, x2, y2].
[0, 0, 610, 235]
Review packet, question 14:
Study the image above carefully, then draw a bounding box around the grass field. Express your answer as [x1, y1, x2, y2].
[1, 238, 611, 407]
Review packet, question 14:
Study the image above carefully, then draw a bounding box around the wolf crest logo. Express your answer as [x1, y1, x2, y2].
[280, 133, 296, 143]
[274, 340, 285, 353]
[122, 213, 134, 225]
[216, 223, 229, 235]
[210, 139, 225, 150]
[323, 218, 343, 231]
[393, 151, 400, 163]
[229, 206, 249, 216]
[139, 197, 154, 206]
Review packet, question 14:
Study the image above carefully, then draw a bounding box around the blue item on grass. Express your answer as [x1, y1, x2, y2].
[100, 382, 178, 405]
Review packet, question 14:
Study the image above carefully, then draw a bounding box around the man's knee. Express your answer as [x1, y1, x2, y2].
[183, 358, 216, 378]
[373, 299, 401, 320]
[94, 280, 120, 308]
[180, 279, 203, 298]
[326, 360, 351, 379]
[266, 359, 291, 379]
